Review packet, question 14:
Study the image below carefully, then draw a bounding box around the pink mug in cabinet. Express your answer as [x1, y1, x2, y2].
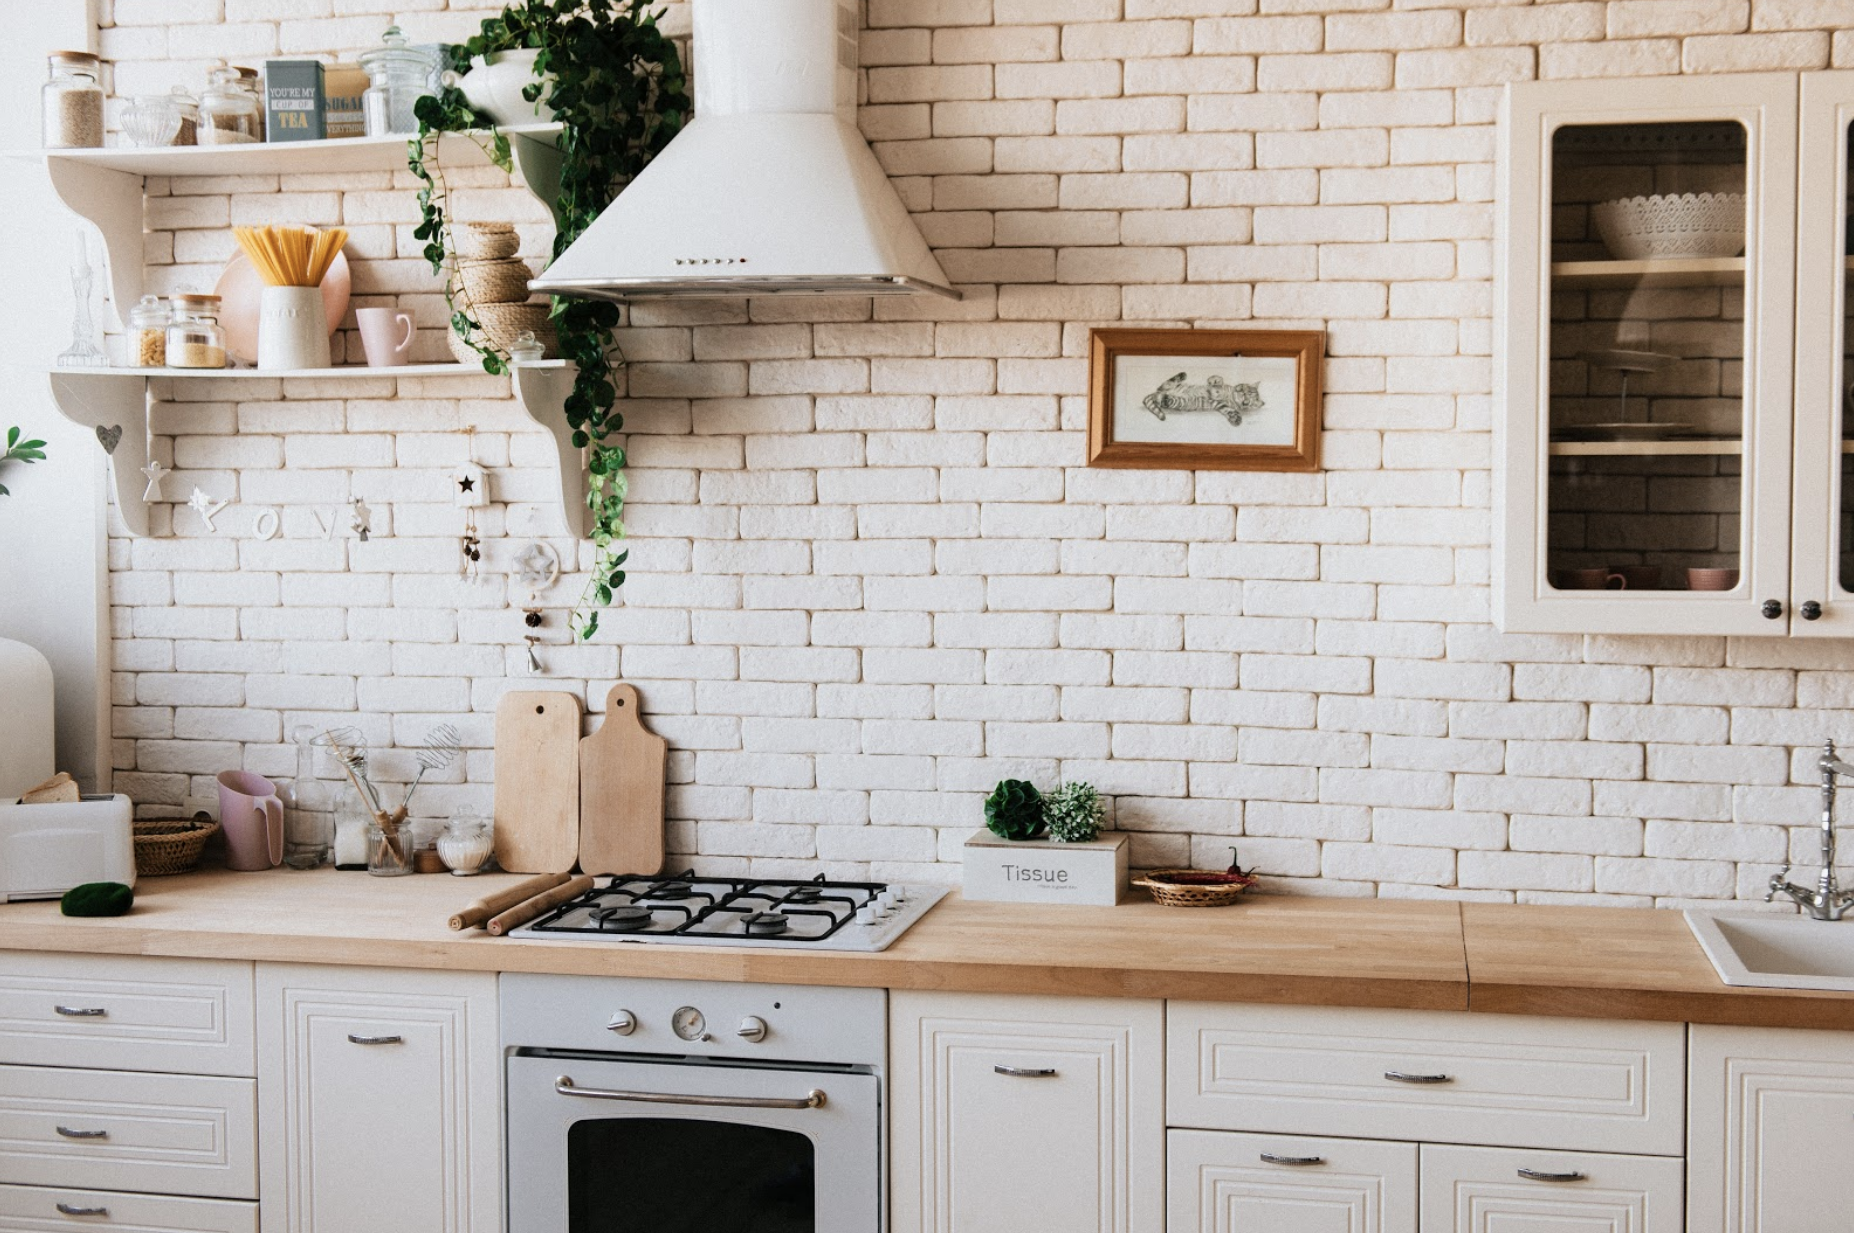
[217, 770, 284, 871]
[356, 307, 415, 367]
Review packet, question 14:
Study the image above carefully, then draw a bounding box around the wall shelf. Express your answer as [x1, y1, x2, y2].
[47, 361, 585, 540]
[35, 124, 563, 326]
[1550, 257, 1745, 288]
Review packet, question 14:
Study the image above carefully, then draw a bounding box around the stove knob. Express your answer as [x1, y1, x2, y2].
[606, 1010, 638, 1036]
[889, 885, 909, 904]
[737, 1016, 769, 1043]
[856, 905, 879, 926]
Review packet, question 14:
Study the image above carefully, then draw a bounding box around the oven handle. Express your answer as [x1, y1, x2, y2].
[554, 1075, 827, 1110]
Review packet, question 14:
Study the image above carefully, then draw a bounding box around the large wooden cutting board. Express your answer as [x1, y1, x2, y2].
[577, 682, 667, 877]
[493, 690, 583, 874]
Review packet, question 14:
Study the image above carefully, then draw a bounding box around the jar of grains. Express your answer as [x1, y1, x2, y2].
[166, 294, 227, 369]
[42, 51, 104, 149]
[198, 63, 261, 145]
[128, 295, 171, 367]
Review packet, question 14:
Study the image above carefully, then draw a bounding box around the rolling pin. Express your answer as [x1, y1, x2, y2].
[487, 874, 595, 937]
[449, 871, 572, 931]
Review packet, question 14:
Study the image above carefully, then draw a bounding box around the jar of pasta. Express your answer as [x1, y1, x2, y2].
[128, 296, 171, 368]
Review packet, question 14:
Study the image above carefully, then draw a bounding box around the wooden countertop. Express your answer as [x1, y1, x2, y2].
[2, 869, 1850, 1028]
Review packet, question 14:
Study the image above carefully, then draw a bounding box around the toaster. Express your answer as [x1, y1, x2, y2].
[0, 794, 136, 902]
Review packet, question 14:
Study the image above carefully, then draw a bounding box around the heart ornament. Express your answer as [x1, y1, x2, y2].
[95, 424, 123, 455]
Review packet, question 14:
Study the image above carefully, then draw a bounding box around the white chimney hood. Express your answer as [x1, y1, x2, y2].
[529, 0, 959, 302]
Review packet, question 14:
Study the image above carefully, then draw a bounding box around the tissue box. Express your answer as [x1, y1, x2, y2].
[0, 794, 136, 902]
[962, 829, 1128, 906]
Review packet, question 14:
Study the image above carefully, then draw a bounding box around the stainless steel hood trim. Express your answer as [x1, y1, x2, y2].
[526, 274, 961, 301]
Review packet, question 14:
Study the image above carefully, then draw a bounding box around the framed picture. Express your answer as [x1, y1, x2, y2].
[1087, 328, 1325, 471]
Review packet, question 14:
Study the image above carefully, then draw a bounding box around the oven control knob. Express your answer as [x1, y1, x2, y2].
[856, 905, 879, 926]
[606, 1010, 637, 1036]
[737, 1016, 769, 1043]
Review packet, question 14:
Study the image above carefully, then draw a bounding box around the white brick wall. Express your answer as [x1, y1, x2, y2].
[98, 0, 1854, 904]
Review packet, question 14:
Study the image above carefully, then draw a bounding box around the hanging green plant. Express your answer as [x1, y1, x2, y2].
[410, 0, 689, 639]
[0, 426, 47, 499]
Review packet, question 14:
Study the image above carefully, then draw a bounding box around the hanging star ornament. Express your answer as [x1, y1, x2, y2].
[186, 486, 229, 532]
[139, 459, 169, 502]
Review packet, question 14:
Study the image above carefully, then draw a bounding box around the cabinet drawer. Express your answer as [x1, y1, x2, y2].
[1168, 1003, 1683, 1155]
[0, 954, 254, 1077]
[1419, 1144, 1683, 1232]
[1168, 1129, 1417, 1233]
[0, 1065, 256, 1200]
[0, 1184, 256, 1233]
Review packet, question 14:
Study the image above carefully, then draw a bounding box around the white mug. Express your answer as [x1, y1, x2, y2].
[356, 307, 416, 367]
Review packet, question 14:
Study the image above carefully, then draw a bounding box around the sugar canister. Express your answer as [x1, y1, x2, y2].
[42, 51, 104, 149]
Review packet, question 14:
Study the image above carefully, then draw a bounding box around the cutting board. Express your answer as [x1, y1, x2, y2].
[493, 690, 583, 874]
[578, 682, 667, 877]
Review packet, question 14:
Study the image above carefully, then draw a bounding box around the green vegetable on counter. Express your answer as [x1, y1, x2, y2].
[60, 882, 134, 917]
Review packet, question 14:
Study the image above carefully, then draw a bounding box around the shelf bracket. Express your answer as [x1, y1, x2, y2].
[512, 363, 588, 538]
[48, 373, 151, 538]
[509, 132, 567, 232]
[45, 160, 143, 331]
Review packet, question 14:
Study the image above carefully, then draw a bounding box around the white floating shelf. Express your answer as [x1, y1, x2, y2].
[34, 125, 564, 327]
[1550, 437, 1745, 456]
[53, 361, 566, 380]
[1551, 257, 1745, 288]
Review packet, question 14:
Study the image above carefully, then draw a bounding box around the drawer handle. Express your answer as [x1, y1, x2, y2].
[347, 1034, 404, 1046]
[993, 1065, 1058, 1078]
[53, 1006, 107, 1018]
[1259, 1152, 1325, 1166]
[1517, 1168, 1587, 1183]
[1383, 1070, 1454, 1085]
[54, 1127, 109, 1140]
[55, 1203, 110, 1217]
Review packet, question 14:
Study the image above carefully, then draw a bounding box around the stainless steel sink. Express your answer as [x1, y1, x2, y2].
[1686, 911, 1854, 992]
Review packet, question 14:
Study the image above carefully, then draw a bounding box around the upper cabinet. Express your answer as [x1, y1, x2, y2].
[1497, 72, 1854, 637]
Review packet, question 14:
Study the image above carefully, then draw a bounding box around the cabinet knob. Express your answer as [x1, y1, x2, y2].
[1803, 601, 1823, 621]
[736, 1016, 768, 1043]
[607, 1010, 637, 1036]
[1763, 599, 1784, 619]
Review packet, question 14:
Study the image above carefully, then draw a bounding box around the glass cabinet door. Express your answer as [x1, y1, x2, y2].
[1790, 71, 1854, 637]
[1499, 75, 1798, 635]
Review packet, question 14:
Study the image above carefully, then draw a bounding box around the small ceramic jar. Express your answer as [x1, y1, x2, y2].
[437, 815, 493, 875]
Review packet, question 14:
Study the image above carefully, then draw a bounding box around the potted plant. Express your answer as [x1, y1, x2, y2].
[410, 0, 689, 640]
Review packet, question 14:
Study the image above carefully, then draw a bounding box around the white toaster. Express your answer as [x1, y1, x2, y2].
[0, 794, 137, 902]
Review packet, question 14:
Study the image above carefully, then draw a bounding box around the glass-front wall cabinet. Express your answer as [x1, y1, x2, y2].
[1500, 73, 1806, 636]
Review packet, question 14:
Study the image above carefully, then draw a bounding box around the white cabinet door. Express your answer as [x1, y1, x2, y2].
[1420, 1144, 1684, 1232]
[0, 953, 254, 1077]
[1689, 1024, 1854, 1233]
[890, 990, 1162, 1233]
[1168, 1130, 1416, 1233]
[256, 965, 500, 1233]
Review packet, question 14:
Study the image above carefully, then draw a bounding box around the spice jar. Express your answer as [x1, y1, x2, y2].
[166, 294, 227, 369]
[198, 63, 261, 146]
[360, 26, 436, 136]
[42, 51, 104, 149]
[128, 296, 171, 368]
[169, 86, 199, 146]
[234, 67, 264, 140]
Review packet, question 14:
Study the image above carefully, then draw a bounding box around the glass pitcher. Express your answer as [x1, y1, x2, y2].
[281, 725, 332, 868]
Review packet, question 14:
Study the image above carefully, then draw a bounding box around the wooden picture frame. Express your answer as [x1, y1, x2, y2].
[1087, 328, 1325, 471]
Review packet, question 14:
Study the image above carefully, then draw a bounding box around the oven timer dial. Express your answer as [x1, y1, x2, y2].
[671, 1005, 707, 1042]
[737, 1016, 768, 1043]
[606, 1010, 637, 1036]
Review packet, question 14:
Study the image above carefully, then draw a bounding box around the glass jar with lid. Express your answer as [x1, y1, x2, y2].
[233, 67, 264, 140]
[360, 26, 435, 136]
[167, 294, 227, 369]
[198, 63, 261, 145]
[42, 51, 103, 149]
[128, 296, 171, 368]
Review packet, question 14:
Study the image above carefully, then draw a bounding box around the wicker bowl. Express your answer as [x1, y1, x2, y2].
[133, 816, 219, 877]
[448, 301, 558, 364]
[453, 221, 520, 261]
[1133, 869, 1257, 908]
[1591, 192, 1745, 261]
[451, 258, 535, 307]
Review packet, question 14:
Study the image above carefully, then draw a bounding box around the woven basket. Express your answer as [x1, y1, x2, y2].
[453, 221, 519, 261]
[452, 258, 534, 307]
[449, 301, 558, 364]
[133, 816, 219, 877]
[1133, 869, 1256, 908]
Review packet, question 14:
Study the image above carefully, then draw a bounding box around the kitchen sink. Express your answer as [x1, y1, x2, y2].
[1685, 911, 1854, 992]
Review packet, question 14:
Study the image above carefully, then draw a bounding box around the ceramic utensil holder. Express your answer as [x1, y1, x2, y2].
[258, 285, 331, 371]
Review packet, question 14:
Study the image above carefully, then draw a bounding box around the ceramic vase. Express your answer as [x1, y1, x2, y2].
[258, 285, 331, 371]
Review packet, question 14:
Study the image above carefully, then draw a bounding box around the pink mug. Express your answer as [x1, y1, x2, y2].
[356, 307, 415, 367]
[217, 770, 283, 871]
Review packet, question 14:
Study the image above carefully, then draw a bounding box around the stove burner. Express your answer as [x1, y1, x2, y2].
[741, 911, 790, 936]
[592, 905, 654, 932]
[785, 886, 824, 904]
[644, 883, 699, 901]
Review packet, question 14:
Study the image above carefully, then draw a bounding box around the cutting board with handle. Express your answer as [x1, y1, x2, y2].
[493, 690, 584, 874]
[578, 682, 667, 877]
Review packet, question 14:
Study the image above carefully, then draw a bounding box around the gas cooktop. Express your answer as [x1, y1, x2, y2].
[508, 872, 949, 952]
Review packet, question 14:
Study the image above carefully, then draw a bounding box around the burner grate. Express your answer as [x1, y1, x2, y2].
[521, 872, 887, 944]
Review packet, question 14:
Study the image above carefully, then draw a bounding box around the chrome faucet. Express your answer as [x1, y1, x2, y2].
[1767, 739, 1854, 921]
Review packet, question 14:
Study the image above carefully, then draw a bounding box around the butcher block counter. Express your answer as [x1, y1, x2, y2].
[1, 868, 1851, 1029]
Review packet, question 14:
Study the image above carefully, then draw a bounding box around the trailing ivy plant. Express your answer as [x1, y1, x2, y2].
[410, 0, 689, 639]
[0, 427, 47, 499]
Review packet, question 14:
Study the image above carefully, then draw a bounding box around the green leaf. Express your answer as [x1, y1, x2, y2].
[6, 427, 17, 448]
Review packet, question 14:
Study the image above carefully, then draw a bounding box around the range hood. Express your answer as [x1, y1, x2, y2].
[529, 0, 959, 303]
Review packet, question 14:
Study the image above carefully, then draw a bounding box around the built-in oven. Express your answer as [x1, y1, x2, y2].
[502, 973, 886, 1233]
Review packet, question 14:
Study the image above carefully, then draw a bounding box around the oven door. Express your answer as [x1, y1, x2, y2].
[507, 1053, 880, 1233]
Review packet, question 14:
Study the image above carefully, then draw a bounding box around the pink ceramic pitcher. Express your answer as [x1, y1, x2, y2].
[217, 770, 284, 871]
